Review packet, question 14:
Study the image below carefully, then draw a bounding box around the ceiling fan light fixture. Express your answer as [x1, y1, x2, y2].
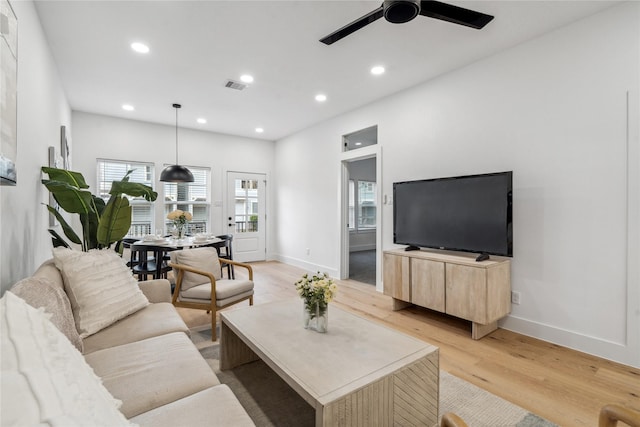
[383, 0, 420, 24]
[160, 103, 194, 183]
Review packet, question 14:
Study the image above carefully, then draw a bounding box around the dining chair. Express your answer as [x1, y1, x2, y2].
[169, 247, 253, 340]
[118, 237, 140, 269]
[131, 244, 172, 281]
[214, 234, 234, 279]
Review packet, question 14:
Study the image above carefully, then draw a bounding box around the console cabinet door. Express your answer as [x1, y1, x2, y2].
[445, 264, 487, 323]
[383, 254, 410, 301]
[411, 258, 445, 312]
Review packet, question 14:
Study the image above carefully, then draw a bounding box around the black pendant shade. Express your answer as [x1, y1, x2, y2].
[160, 164, 194, 183]
[160, 103, 194, 183]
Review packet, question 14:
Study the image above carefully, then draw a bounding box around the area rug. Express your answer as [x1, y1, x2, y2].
[190, 326, 557, 427]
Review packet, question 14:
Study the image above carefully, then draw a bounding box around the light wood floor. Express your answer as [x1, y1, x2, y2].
[176, 260, 640, 427]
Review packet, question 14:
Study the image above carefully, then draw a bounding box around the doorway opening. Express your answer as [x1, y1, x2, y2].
[346, 158, 377, 285]
[340, 126, 380, 287]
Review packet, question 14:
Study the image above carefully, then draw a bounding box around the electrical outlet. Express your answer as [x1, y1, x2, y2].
[511, 291, 521, 305]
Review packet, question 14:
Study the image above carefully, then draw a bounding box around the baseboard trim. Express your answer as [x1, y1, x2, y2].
[273, 254, 339, 278]
[500, 315, 638, 368]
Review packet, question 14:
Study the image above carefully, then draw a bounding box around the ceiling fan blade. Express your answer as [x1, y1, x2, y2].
[419, 1, 494, 29]
[319, 6, 384, 45]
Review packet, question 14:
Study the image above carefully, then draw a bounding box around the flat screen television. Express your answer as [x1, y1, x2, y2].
[393, 171, 513, 258]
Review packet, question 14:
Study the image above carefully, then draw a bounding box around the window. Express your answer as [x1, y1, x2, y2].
[348, 179, 376, 231]
[97, 159, 154, 236]
[164, 166, 210, 235]
[234, 179, 259, 233]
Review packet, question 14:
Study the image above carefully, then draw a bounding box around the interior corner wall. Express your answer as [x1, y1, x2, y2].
[0, 0, 71, 295]
[274, 2, 639, 367]
[70, 112, 276, 255]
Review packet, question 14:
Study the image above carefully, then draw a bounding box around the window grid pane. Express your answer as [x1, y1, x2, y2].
[163, 166, 210, 234]
[97, 159, 154, 236]
[358, 181, 376, 229]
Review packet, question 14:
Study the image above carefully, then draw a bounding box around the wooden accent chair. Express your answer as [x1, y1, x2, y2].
[440, 412, 468, 427]
[599, 404, 640, 427]
[168, 247, 254, 341]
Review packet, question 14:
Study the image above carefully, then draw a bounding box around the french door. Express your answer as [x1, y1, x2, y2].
[226, 172, 266, 262]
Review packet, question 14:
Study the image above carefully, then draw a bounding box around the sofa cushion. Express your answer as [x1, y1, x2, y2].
[52, 247, 149, 338]
[130, 385, 255, 427]
[170, 247, 222, 291]
[84, 332, 219, 418]
[9, 276, 83, 352]
[0, 292, 132, 426]
[82, 302, 189, 354]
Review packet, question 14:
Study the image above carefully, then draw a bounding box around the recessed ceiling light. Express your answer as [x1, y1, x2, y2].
[131, 42, 150, 54]
[355, 142, 362, 146]
[315, 94, 327, 102]
[240, 74, 254, 84]
[255, 127, 264, 133]
[197, 118, 207, 124]
[371, 65, 385, 75]
[122, 104, 135, 111]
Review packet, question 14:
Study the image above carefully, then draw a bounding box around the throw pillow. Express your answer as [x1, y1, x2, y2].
[0, 292, 133, 426]
[170, 247, 222, 291]
[10, 276, 83, 352]
[53, 247, 149, 338]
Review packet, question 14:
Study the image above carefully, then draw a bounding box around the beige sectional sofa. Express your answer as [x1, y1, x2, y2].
[1, 253, 255, 426]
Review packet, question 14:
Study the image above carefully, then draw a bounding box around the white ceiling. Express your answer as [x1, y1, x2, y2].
[34, 1, 617, 141]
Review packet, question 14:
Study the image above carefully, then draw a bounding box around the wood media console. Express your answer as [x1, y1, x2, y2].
[383, 249, 511, 339]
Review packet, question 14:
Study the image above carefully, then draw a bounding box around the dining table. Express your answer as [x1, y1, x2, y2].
[130, 236, 222, 280]
[132, 235, 222, 250]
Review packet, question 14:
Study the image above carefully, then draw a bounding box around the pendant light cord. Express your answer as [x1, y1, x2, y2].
[173, 103, 181, 164]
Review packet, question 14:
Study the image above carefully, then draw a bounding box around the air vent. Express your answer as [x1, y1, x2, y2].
[225, 80, 247, 91]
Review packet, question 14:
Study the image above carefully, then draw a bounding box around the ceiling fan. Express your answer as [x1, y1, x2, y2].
[319, 0, 494, 45]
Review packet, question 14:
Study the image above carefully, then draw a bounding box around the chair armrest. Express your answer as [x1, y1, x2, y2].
[599, 404, 640, 427]
[138, 279, 172, 303]
[219, 259, 253, 280]
[168, 262, 218, 304]
[168, 263, 218, 282]
[441, 413, 468, 427]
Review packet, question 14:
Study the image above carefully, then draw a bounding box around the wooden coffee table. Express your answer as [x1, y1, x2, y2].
[220, 298, 439, 426]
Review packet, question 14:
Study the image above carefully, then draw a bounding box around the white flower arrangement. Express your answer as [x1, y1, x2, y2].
[167, 209, 192, 226]
[295, 272, 337, 317]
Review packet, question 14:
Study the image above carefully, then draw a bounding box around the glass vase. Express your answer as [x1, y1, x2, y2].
[303, 301, 328, 333]
[172, 223, 186, 239]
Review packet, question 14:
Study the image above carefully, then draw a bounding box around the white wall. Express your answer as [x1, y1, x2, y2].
[0, 1, 71, 294]
[274, 3, 639, 367]
[71, 112, 276, 254]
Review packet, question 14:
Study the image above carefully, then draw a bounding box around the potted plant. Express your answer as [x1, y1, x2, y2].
[41, 167, 158, 251]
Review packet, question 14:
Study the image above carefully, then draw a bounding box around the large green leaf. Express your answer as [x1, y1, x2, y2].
[44, 204, 82, 244]
[41, 167, 89, 189]
[110, 180, 158, 202]
[97, 196, 132, 246]
[42, 180, 94, 215]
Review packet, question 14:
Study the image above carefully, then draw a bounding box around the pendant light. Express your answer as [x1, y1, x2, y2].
[160, 103, 194, 183]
